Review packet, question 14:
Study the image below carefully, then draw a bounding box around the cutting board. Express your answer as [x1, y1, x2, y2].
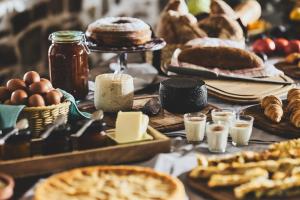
[187, 175, 300, 200]
[79, 95, 217, 133]
[204, 75, 295, 103]
[275, 62, 300, 79]
[242, 102, 300, 138]
[104, 95, 217, 132]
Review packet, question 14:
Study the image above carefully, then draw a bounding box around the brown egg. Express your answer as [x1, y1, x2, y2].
[45, 90, 61, 105]
[4, 99, 12, 105]
[0, 86, 10, 102]
[28, 94, 45, 107]
[51, 89, 63, 98]
[29, 82, 50, 94]
[6, 79, 26, 92]
[11, 89, 28, 105]
[23, 71, 40, 85]
[40, 78, 53, 90]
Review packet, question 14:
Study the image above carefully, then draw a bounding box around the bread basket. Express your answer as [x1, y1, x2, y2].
[20, 101, 71, 136]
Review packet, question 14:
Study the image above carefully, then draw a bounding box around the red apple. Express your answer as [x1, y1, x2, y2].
[284, 40, 300, 55]
[252, 38, 276, 55]
[274, 38, 289, 53]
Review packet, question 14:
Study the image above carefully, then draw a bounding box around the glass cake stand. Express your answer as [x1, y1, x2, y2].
[86, 38, 166, 73]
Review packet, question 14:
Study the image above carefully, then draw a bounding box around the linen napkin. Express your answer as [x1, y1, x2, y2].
[0, 89, 90, 130]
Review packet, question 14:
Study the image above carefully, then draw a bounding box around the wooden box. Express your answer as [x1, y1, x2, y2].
[0, 126, 170, 178]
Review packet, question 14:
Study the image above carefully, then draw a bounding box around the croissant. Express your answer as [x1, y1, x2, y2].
[287, 88, 300, 102]
[287, 99, 300, 113]
[261, 95, 282, 109]
[290, 110, 300, 128]
[264, 104, 283, 123]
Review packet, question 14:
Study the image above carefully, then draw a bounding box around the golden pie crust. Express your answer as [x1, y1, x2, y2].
[34, 166, 185, 200]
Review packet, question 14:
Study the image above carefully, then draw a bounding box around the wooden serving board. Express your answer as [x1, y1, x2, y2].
[80, 95, 217, 133]
[187, 175, 300, 200]
[242, 102, 300, 138]
[204, 75, 295, 103]
[0, 126, 170, 178]
[275, 61, 300, 79]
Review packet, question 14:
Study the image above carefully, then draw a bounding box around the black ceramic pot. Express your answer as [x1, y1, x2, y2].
[159, 78, 207, 114]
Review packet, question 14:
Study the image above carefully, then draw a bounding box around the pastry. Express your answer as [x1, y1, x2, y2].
[198, 15, 244, 42]
[34, 166, 185, 200]
[210, 0, 236, 19]
[178, 46, 263, 70]
[288, 88, 300, 102]
[286, 99, 300, 113]
[190, 138, 300, 199]
[156, 0, 207, 44]
[260, 95, 282, 109]
[285, 53, 300, 64]
[234, 175, 300, 199]
[264, 104, 284, 123]
[234, 0, 262, 27]
[86, 17, 152, 46]
[261, 95, 283, 123]
[291, 110, 300, 128]
[208, 168, 268, 187]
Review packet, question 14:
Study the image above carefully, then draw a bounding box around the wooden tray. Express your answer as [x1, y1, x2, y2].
[205, 75, 295, 104]
[275, 61, 300, 79]
[242, 102, 300, 138]
[0, 126, 170, 178]
[187, 175, 299, 200]
[80, 95, 217, 133]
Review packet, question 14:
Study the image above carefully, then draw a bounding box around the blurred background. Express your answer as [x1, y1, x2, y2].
[0, 0, 297, 84]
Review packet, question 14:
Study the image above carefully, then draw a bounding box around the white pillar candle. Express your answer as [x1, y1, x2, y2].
[94, 73, 134, 112]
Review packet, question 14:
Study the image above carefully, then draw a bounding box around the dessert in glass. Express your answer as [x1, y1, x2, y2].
[184, 112, 207, 143]
[211, 108, 236, 125]
[230, 115, 254, 146]
[206, 121, 229, 153]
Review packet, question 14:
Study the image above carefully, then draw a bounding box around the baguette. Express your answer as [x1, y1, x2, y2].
[178, 46, 264, 69]
[235, 0, 262, 26]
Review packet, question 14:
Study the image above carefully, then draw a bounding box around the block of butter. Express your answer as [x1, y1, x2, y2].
[94, 73, 134, 112]
[115, 111, 149, 143]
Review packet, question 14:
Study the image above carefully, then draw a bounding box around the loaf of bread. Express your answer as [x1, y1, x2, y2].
[156, 0, 207, 44]
[178, 46, 264, 69]
[235, 0, 262, 26]
[198, 15, 244, 42]
[210, 0, 236, 19]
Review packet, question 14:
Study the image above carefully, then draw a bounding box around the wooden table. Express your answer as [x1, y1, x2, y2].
[15, 93, 291, 200]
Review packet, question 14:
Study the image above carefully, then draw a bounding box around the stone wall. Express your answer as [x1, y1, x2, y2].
[0, 0, 167, 84]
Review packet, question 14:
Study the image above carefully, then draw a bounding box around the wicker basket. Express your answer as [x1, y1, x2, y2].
[145, 43, 186, 74]
[20, 101, 71, 137]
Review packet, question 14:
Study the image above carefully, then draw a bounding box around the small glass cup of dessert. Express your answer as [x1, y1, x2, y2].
[206, 121, 229, 153]
[229, 115, 254, 146]
[184, 112, 207, 143]
[211, 108, 236, 125]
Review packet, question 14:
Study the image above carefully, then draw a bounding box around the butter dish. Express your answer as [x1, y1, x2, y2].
[106, 131, 153, 144]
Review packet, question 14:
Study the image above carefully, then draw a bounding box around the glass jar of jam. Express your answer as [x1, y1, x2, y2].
[43, 125, 71, 155]
[70, 120, 109, 150]
[2, 130, 31, 160]
[48, 31, 90, 99]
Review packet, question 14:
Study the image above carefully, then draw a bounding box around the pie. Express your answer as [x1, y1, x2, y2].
[34, 166, 185, 200]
